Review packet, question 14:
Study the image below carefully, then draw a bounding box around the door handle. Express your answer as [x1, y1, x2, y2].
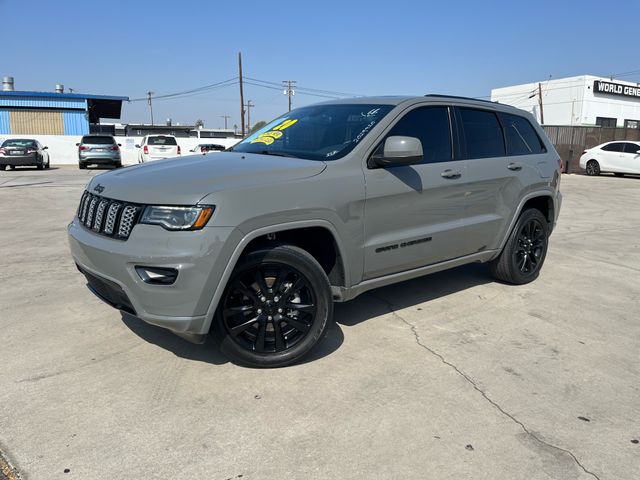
[507, 162, 523, 171]
[441, 169, 461, 179]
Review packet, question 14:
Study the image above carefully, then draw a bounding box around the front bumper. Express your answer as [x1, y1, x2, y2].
[68, 217, 242, 334]
[0, 154, 39, 166]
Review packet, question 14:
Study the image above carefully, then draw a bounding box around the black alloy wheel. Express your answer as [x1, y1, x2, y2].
[585, 160, 600, 176]
[512, 218, 545, 276]
[489, 208, 549, 285]
[212, 245, 332, 368]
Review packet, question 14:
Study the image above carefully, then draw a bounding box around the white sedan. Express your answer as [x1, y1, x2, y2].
[136, 135, 181, 163]
[579, 141, 640, 176]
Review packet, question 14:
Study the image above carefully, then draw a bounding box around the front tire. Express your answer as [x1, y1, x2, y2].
[614, 172, 624, 177]
[489, 208, 549, 285]
[585, 160, 600, 176]
[211, 245, 333, 368]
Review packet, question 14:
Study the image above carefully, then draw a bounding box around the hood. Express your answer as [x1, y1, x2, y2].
[86, 152, 327, 205]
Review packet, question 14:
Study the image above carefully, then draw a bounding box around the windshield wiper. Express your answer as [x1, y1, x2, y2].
[257, 150, 295, 158]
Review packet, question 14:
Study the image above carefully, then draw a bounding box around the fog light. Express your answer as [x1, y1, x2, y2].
[135, 266, 178, 285]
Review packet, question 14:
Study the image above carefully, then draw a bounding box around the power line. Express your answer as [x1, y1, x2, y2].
[129, 77, 239, 102]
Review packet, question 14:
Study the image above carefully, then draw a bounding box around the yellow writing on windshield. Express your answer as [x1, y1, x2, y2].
[251, 119, 298, 144]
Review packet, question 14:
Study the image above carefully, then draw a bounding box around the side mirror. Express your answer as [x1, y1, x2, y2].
[134, 144, 140, 148]
[371, 136, 423, 168]
[75, 143, 80, 147]
[43, 146, 48, 150]
[117, 143, 122, 147]
[189, 148, 195, 152]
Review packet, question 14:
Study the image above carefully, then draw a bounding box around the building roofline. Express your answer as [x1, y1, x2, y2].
[0, 90, 129, 101]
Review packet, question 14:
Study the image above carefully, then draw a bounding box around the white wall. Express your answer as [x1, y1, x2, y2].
[491, 76, 587, 125]
[491, 75, 640, 127]
[0, 134, 240, 165]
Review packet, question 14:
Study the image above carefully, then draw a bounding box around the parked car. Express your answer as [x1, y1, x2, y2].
[579, 141, 640, 176]
[136, 135, 181, 163]
[76, 135, 122, 169]
[190, 143, 226, 154]
[0, 138, 50, 170]
[68, 95, 562, 368]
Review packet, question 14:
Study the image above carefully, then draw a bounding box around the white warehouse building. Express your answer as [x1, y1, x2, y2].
[491, 75, 640, 128]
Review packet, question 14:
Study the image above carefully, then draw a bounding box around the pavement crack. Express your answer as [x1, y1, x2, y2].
[369, 292, 602, 480]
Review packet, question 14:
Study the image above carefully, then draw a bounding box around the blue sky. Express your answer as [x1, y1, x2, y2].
[3, 0, 639, 129]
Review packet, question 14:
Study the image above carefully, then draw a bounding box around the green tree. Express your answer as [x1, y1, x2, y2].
[194, 119, 205, 129]
[249, 121, 267, 134]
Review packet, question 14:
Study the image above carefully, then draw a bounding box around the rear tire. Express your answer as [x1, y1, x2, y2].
[79, 162, 86, 170]
[37, 162, 44, 170]
[585, 160, 600, 176]
[211, 245, 333, 368]
[489, 208, 549, 285]
[0, 165, 6, 171]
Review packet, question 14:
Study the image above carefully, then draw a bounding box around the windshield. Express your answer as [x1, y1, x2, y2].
[148, 136, 177, 146]
[233, 104, 394, 160]
[82, 136, 115, 145]
[3, 139, 37, 148]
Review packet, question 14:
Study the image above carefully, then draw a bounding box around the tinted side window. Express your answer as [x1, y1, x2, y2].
[384, 106, 452, 163]
[459, 108, 505, 159]
[500, 113, 546, 155]
[623, 143, 640, 153]
[602, 143, 624, 152]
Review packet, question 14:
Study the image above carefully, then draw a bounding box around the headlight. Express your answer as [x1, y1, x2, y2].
[140, 205, 214, 230]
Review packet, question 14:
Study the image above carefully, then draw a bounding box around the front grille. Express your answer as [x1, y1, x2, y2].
[76, 191, 142, 240]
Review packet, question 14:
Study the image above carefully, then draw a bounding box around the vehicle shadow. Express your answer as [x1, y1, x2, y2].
[120, 312, 228, 365]
[334, 263, 492, 328]
[119, 263, 492, 367]
[3, 166, 60, 171]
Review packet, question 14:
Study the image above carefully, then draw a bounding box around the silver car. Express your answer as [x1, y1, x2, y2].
[76, 135, 122, 169]
[69, 95, 562, 367]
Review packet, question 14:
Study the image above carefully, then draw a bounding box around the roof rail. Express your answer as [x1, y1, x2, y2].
[424, 94, 495, 104]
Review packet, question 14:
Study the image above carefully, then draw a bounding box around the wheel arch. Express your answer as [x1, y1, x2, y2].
[496, 192, 555, 254]
[201, 220, 348, 334]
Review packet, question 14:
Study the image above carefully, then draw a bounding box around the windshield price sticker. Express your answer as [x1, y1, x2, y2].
[251, 119, 298, 145]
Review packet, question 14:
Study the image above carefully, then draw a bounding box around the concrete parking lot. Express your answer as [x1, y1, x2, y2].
[0, 166, 638, 479]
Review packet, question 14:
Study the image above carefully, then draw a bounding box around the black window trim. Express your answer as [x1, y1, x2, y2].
[366, 103, 458, 169]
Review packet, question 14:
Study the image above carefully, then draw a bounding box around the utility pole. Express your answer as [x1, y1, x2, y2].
[238, 52, 245, 137]
[537, 82, 544, 125]
[283, 80, 296, 112]
[220, 115, 230, 129]
[146, 91, 155, 125]
[244, 100, 254, 132]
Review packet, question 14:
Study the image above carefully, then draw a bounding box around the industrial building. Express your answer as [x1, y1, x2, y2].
[0, 76, 128, 136]
[491, 75, 640, 128]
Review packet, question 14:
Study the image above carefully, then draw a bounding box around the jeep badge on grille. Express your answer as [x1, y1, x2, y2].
[93, 184, 105, 194]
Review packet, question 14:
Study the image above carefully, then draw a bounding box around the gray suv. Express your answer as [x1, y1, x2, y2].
[77, 135, 122, 169]
[68, 95, 562, 367]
